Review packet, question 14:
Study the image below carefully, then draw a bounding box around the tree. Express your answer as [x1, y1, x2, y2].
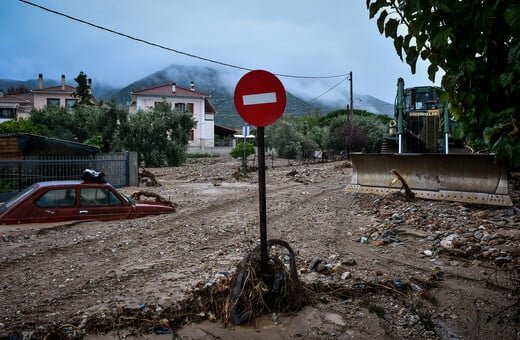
[329, 118, 369, 158]
[117, 103, 196, 167]
[352, 114, 386, 153]
[6, 85, 30, 95]
[71, 105, 127, 152]
[324, 110, 386, 154]
[30, 106, 77, 141]
[72, 71, 93, 105]
[0, 119, 49, 135]
[367, 0, 520, 167]
[29, 103, 126, 152]
[266, 119, 305, 159]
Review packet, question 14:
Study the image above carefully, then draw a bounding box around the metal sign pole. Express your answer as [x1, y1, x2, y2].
[257, 126, 268, 273]
[233, 70, 286, 276]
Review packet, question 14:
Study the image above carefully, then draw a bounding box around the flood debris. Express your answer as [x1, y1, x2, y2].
[228, 239, 308, 325]
[138, 167, 160, 187]
[390, 169, 416, 199]
[130, 190, 177, 210]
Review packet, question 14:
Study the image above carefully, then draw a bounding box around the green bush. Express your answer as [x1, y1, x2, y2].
[230, 142, 255, 158]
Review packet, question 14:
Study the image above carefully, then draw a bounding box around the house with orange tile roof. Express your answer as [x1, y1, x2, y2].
[129, 82, 217, 151]
[0, 74, 93, 123]
[0, 91, 33, 122]
[32, 74, 83, 110]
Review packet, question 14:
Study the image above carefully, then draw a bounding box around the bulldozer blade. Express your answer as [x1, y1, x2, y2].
[346, 153, 512, 206]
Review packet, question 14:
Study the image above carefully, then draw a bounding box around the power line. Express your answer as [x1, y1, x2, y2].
[309, 76, 349, 102]
[18, 0, 350, 80]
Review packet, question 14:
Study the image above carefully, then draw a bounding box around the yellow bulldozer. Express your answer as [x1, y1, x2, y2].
[347, 78, 511, 206]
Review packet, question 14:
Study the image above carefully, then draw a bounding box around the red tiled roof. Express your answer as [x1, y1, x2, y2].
[131, 83, 209, 98]
[0, 93, 34, 103]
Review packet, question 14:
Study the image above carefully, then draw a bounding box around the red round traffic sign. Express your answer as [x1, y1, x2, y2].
[234, 70, 286, 127]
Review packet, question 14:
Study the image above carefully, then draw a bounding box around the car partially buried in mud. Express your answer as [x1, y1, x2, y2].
[0, 180, 175, 225]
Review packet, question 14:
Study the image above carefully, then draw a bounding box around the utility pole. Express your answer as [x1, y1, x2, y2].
[348, 71, 353, 122]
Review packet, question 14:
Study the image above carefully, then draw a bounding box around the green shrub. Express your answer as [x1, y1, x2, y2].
[230, 142, 256, 158]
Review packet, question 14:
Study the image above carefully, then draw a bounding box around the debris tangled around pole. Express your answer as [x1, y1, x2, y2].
[228, 239, 308, 325]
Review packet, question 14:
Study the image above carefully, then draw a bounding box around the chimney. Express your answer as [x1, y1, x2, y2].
[190, 81, 195, 91]
[38, 73, 43, 89]
[172, 83, 176, 93]
[88, 78, 92, 94]
[61, 75, 66, 91]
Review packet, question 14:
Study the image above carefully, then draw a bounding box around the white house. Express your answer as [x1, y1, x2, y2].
[129, 82, 217, 151]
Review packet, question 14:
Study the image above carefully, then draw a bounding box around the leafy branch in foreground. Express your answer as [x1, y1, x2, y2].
[367, 0, 520, 167]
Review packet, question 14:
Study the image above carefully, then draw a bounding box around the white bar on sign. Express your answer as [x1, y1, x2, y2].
[243, 92, 277, 105]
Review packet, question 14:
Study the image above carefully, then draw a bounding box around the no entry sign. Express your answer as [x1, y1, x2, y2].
[234, 70, 286, 127]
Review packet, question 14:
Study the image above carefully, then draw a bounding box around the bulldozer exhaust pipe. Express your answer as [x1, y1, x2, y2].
[347, 153, 512, 206]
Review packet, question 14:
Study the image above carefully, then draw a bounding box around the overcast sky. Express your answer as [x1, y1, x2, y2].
[1, 0, 439, 104]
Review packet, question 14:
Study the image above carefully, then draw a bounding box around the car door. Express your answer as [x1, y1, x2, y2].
[79, 187, 130, 220]
[29, 187, 79, 223]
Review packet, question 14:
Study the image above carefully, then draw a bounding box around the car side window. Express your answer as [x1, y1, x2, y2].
[36, 189, 76, 208]
[106, 190, 123, 206]
[80, 188, 123, 207]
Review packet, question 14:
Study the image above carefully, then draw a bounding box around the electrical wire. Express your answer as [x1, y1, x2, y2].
[309, 76, 349, 102]
[18, 0, 350, 80]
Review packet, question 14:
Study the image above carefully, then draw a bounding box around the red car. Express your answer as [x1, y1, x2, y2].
[0, 180, 175, 225]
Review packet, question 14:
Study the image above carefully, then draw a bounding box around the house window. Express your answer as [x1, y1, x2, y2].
[190, 130, 195, 141]
[47, 98, 60, 107]
[65, 99, 77, 110]
[1, 108, 16, 119]
[186, 103, 194, 113]
[154, 101, 172, 110]
[175, 103, 186, 112]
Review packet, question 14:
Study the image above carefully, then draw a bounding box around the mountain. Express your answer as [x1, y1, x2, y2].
[354, 94, 394, 117]
[1, 64, 393, 129]
[102, 64, 327, 128]
[0, 78, 59, 92]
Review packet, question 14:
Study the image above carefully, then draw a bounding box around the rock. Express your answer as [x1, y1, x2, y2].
[308, 256, 322, 270]
[369, 231, 380, 240]
[341, 271, 351, 280]
[494, 256, 512, 266]
[440, 234, 459, 250]
[332, 263, 348, 273]
[342, 258, 357, 266]
[315, 262, 328, 273]
[451, 238, 465, 248]
[497, 229, 520, 241]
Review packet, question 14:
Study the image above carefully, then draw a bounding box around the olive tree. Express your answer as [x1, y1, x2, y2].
[117, 102, 195, 167]
[266, 119, 306, 159]
[367, 0, 520, 167]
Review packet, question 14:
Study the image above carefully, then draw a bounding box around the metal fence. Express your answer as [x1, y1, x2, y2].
[0, 152, 137, 202]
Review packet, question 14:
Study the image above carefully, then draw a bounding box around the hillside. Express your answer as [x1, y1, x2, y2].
[101, 64, 327, 128]
[1, 64, 393, 129]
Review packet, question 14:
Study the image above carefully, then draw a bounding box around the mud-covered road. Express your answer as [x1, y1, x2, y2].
[1, 155, 519, 339]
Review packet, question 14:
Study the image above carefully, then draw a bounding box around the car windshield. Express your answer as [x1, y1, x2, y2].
[2, 184, 37, 209]
[117, 189, 132, 204]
